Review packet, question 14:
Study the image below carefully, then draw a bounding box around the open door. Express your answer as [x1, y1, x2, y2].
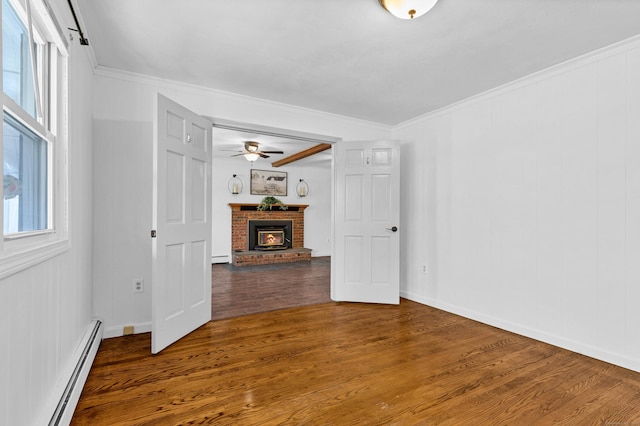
[152, 94, 212, 353]
[332, 140, 400, 304]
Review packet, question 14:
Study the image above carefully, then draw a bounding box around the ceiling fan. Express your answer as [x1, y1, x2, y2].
[230, 141, 284, 161]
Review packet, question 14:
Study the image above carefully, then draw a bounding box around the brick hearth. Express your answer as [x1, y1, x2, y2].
[232, 247, 312, 266]
[229, 203, 311, 266]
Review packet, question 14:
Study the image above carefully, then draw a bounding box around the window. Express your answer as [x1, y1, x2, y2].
[1, 0, 68, 276]
[3, 114, 49, 234]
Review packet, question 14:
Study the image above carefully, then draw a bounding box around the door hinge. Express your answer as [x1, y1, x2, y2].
[151, 230, 157, 238]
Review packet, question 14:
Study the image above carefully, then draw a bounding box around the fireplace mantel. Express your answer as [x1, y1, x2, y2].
[229, 203, 309, 212]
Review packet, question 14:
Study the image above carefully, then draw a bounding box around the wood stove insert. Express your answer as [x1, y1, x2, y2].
[249, 220, 292, 251]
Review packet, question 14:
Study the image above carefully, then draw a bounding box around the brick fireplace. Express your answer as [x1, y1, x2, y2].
[230, 203, 311, 266]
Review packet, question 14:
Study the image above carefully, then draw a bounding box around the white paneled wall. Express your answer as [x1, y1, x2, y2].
[396, 36, 640, 372]
[92, 120, 152, 337]
[0, 0, 96, 422]
[596, 54, 627, 354]
[625, 46, 640, 359]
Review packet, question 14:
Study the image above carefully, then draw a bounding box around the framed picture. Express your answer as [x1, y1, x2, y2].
[250, 169, 288, 196]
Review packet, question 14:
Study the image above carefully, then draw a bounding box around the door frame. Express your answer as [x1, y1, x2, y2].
[208, 120, 401, 304]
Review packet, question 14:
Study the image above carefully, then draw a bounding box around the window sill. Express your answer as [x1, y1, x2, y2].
[0, 238, 70, 280]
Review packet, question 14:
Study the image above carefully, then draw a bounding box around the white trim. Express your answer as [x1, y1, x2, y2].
[2, 94, 49, 140]
[3, 228, 55, 240]
[26, 0, 45, 122]
[211, 255, 230, 264]
[0, 239, 69, 279]
[31, 0, 69, 55]
[401, 291, 640, 374]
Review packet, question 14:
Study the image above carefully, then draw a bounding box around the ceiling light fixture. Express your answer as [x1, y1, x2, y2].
[244, 152, 260, 162]
[378, 0, 438, 19]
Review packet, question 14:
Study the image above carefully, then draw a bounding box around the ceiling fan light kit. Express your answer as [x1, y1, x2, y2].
[230, 141, 284, 163]
[243, 152, 260, 162]
[378, 0, 438, 19]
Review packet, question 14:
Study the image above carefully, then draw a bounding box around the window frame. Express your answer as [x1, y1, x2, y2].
[0, 0, 69, 279]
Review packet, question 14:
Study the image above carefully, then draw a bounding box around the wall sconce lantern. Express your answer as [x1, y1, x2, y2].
[228, 174, 243, 195]
[296, 179, 309, 198]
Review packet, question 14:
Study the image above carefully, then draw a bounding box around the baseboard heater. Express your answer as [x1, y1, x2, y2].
[49, 319, 103, 426]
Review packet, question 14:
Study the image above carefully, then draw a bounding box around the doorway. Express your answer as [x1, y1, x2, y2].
[210, 119, 338, 320]
[210, 118, 339, 264]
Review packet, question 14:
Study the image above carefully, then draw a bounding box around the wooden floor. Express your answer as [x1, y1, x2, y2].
[73, 298, 640, 424]
[211, 256, 331, 320]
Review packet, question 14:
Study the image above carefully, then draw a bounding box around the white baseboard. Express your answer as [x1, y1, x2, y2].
[311, 250, 331, 257]
[39, 319, 103, 426]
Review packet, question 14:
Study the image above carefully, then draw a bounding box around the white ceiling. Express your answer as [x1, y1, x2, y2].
[75, 0, 640, 162]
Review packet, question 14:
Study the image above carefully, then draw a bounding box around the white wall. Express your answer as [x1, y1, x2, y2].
[92, 69, 391, 337]
[211, 157, 332, 262]
[396, 36, 640, 372]
[0, 0, 96, 423]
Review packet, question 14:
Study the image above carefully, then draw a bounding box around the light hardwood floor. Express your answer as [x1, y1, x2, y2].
[72, 264, 640, 425]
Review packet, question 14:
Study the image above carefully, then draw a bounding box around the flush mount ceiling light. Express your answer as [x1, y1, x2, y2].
[378, 0, 438, 19]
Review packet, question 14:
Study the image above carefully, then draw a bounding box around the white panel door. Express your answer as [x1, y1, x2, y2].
[332, 140, 400, 304]
[152, 94, 212, 354]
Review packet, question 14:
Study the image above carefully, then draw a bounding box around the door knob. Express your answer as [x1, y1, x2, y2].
[386, 226, 398, 232]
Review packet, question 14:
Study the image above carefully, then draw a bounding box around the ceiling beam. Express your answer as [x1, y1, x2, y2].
[271, 143, 332, 167]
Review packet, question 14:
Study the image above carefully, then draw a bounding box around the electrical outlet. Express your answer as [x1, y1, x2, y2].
[421, 264, 427, 274]
[133, 279, 144, 293]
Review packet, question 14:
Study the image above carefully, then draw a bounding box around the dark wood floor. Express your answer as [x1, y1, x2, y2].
[73, 273, 640, 425]
[211, 256, 331, 320]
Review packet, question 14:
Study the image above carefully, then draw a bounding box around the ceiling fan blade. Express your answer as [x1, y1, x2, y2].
[230, 153, 245, 157]
[260, 150, 284, 154]
[259, 153, 270, 158]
